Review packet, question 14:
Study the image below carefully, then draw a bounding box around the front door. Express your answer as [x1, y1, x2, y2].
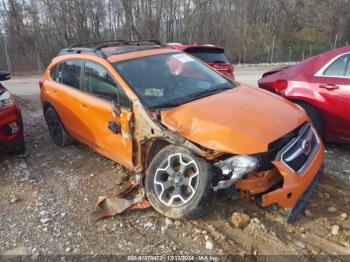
[80, 60, 134, 169]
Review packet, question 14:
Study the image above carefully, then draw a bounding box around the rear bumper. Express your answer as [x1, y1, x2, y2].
[261, 142, 325, 208]
[0, 103, 24, 153]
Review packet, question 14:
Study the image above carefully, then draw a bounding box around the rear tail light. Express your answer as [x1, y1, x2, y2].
[273, 79, 288, 91]
[214, 63, 232, 71]
[230, 64, 234, 72]
[39, 80, 45, 90]
[226, 64, 233, 73]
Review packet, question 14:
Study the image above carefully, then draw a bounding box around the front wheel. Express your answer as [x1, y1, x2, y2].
[145, 145, 215, 219]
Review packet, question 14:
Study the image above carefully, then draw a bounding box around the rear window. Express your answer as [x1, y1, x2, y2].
[184, 47, 230, 63]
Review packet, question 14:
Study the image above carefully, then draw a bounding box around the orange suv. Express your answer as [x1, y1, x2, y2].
[40, 40, 324, 222]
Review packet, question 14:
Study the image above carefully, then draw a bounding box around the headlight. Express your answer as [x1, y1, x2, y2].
[213, 155, 259, 191]
[216, 155, 258, 175]
[0, 91, 13, 110]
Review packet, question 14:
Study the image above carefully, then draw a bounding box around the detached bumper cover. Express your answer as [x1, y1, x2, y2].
[286, 164, 323, 223]
[261, 143, 325, 210]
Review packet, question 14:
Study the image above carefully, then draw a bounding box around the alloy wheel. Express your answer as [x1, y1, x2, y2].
[153, 153, 200, 207]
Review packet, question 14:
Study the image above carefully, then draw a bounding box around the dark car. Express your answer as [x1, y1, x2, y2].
[169, 43, 234, 80]
[0, 71, 25, 154]
[258, 46, 350, 143]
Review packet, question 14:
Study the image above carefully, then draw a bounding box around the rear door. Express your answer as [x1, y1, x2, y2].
[313, 53, 350, 139]
[48, 59, 93, 144]
[80, 60, 134, 169]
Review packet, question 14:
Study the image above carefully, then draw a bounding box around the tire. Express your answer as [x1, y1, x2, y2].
[297, 102, 324, 139]
[145, 145, 215, 219]
[14, 141, 26, 155]
[44, 107, 72, 146]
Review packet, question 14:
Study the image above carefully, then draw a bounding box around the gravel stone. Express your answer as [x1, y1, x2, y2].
[205, 240, 214, 250]
[231, 212, 251, 229]
[331, 225, 340, 236]
[327, 206, 337, 213]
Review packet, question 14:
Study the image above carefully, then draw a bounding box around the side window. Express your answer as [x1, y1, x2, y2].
[50, 64, 59, 81]
[84, 61, 131, 108]
[346, 60, 350, 77]
[323, 54, 350, 77]
[60, 60, 83, 89]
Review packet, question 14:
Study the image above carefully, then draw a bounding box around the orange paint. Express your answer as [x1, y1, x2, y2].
[42, 52, 137, 170]
[161, 85, 308, 154]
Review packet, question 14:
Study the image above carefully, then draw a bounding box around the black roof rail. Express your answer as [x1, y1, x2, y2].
[129, 39, 164, 46]
[59, 47, 95, 56]
[94, 40, 129, 53]
[59, 39, 165, 58]
[68, 39, 129, 51]
[94, 39, 165, 51]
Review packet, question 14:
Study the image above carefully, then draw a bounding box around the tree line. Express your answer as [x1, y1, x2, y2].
[0, 0, 349, 72]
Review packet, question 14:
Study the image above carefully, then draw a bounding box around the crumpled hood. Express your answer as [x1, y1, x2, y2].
[161, 85, 307, 154]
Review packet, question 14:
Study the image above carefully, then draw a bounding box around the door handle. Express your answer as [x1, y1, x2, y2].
[319, 84, 339, 91]
[52, 90, 58, 96]
[80, 104, 88, 112]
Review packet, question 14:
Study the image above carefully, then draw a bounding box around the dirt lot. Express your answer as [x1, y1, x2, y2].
[1, 67, 350, 259]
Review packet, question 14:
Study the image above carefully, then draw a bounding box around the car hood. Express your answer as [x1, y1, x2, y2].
[160, 85, 307, 155]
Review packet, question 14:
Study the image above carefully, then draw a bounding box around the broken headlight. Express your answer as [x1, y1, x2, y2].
[0, 91, 13, 110]
[213, 155, 259, 191]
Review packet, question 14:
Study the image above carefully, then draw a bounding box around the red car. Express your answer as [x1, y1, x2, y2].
[169, 42, 234, 79]
[0, 71, 25, 154]
[258, 46, 350, 143]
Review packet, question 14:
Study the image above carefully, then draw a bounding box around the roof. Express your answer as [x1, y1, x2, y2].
[273, 45, 350, 80]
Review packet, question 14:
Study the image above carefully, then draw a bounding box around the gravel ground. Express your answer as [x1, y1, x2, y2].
[1, 70, 350, 259]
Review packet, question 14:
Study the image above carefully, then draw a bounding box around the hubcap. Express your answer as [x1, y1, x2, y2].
[154, 153, 200, 207]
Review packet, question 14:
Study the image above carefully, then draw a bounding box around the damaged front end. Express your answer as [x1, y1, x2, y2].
[95, 87, 324, 223]
[128, 97, 324, 222]
[212, 122, 324, 222]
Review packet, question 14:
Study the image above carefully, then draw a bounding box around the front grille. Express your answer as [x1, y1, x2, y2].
[277, 123, 320, 173]
[255, 124, 303, 170]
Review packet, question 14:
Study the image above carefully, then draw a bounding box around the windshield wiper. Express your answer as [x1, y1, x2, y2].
[148, 101, 183, 110]
[186, 85, 233, 101]
[149, 85, 233, 110]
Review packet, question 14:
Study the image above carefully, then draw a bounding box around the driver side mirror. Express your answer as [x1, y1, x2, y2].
[0, 71, 11, 81]
[112, 99, 121, 117]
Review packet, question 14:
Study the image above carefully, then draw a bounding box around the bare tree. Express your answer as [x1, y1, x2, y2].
[0, 0, 349, 72]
